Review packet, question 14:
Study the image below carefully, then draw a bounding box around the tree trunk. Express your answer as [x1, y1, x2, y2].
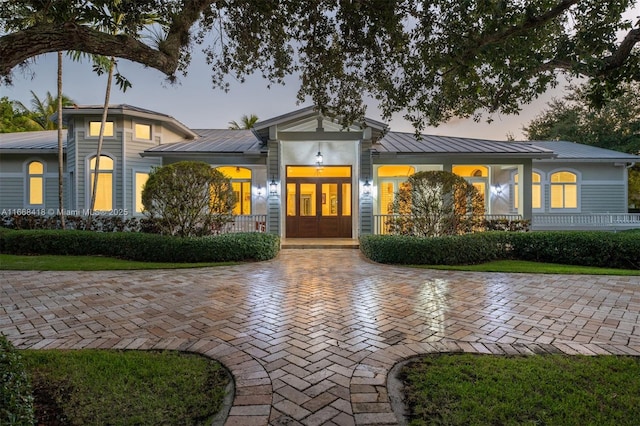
[57, 51, 66, 229]
[86, 57, 115, 228]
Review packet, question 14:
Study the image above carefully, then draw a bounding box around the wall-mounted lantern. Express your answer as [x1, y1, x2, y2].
[363, 177, 372, 195]
[315, 151, 323, 167]
[269, 176, 278, 196]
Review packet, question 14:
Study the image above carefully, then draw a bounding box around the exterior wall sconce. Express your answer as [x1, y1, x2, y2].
[256, 184, 262, 197]
[363, 177, 371, 195]
[315, 151, 323, 167]
[269, 176, 278, 196]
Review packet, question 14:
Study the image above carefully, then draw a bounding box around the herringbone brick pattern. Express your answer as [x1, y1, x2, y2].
[2, 250, 639, 425]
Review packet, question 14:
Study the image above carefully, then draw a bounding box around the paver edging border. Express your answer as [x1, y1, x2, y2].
[353, 340, 640, 425]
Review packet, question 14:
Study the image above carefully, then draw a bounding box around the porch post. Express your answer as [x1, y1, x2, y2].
[518, 160, 533, 220]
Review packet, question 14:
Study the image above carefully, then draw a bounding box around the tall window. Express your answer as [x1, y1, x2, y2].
[453, 165, 488, 208]
[89, 121, 114, 137]
[550, 171, 578, 209]
[27, 161, 44, 205]
[217, 166, 252, 215]
[134, 172, 149, 213]
[135, 123, 152, 140]
[514, 172, 542, 210]
[89, 156, 113, 211]
[378, 165, 415, 214]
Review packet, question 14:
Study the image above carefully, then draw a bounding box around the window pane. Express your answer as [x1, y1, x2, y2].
[135, 172, 149, 213]
[89, 121, 114, 137]
[514, 183, 519, 209]
[380, 181, 395, 214]
[342, 184, 351, 216]
[241, 181, 251, 214]
[287, 183, 297, 216]
[300, 183, 316, 216]
[91, 173, 113, 211]
[550, 185, 563, 208]
[565, 185, 578, 208]
[551, 171, 576, 183]
[89, 156, 113, 170]
[322, 183, 338, 216]
[231, 182, 241, 215]
[29, 161, 43, 174]
[29, 177, 43, 204]
[532, 172, 541, 183]
[135, 123, 151, 140]
[532, 185, 541, 209]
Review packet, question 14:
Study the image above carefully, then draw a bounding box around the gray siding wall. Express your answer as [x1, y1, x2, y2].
[359, 140, 373, 235]
[267, 140, 280, 235]
[0, 154, 68, 212]
[582, 185, 627, 212]
[125, 131, 162, 215]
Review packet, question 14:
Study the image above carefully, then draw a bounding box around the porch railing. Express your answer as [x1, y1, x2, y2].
[532, 213, 640, 230]
[219, 214, 267, 233]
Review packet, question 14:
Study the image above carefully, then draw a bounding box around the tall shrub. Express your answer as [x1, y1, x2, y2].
[141, 161, 236, 237]
[389, 171, 485, 237]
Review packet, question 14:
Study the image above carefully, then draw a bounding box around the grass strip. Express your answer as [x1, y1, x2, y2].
[401, 353, 640, 426]
[415, 259, 640, 275]
[21, 349, 230, 425]
[0, 254, 236, 270]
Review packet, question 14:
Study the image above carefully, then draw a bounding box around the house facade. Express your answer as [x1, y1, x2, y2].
[1, 104, 639, 237]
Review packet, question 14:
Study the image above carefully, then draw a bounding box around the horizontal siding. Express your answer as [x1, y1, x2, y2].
[0, 178, 24, 210]
[582, 185, 626, 212]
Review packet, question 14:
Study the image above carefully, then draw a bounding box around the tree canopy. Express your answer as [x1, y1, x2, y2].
[1, 1, 639, 130]
[523, 82, 640, 154]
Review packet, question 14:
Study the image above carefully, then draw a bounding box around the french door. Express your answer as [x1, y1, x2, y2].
[285, 167, 352, 238]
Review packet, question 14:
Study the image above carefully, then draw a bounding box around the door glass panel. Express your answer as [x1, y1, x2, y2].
[287, 166, 351, 178]
[300, 183, 316, 216]
[322, 183, 338, 216]
[287, 183, 297, 216]
[342, 183, 351, 216]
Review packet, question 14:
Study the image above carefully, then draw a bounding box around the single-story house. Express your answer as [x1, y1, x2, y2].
[1, 104, 639, 238]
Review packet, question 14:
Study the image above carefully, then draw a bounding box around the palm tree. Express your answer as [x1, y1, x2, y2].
[14, 91, 74, 130]
[228, 114, 259, 129]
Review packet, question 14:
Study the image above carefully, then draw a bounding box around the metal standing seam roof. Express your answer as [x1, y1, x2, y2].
[528, 141, 640, 161]
[375, 132, 555, 156]
[0, 130, 63, 153]
[143, 129, 264, 154]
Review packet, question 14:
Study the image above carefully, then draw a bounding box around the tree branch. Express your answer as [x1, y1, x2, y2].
[0, 0, 217, 78]
[604, 27, 640, 72]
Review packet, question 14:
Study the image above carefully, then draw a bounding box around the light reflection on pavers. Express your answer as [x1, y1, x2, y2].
[2, 249, 640, 425]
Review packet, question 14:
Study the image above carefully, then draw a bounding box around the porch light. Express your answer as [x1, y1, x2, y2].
[256, 184, 262, 197]
[315, 151, 323, 166]
[363, 177, 371, 195]
[269, 176, 278, 196]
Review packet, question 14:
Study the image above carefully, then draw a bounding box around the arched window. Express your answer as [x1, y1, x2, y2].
[217, 166, 252, 215]
[89, 155, 114, 211]
[514, 172, 542, 210]
[550, 171, 578, 209]
[27, 161, 44, 205]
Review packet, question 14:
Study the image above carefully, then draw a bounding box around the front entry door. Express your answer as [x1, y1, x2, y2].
[286, 167, 352, 238]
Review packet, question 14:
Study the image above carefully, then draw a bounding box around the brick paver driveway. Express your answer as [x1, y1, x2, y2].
[2, 249, 640, 425]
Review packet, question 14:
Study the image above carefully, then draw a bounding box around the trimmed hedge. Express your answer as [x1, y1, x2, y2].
[0, 335, 35, 426]
[0, 229, 280, 262]
[360, 231, 640, 269]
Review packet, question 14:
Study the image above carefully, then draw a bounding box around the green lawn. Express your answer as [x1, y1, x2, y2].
[21, 349, 230, 425]
[401, 353, 640, 426]
[0, 254, 236, 270]
[418, 259, 640, 275]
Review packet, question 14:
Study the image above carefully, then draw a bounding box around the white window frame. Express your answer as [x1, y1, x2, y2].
[86, 120, 115, 138]
[133, 122, 153, 142]
[511, 170, 545, 212]
[25, 159, 45, 207]
[86, 153, 115, 211]
[548, 169, 581, 212]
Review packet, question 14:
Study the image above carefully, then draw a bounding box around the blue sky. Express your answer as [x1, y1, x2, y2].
[2, 5, 638, 140]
